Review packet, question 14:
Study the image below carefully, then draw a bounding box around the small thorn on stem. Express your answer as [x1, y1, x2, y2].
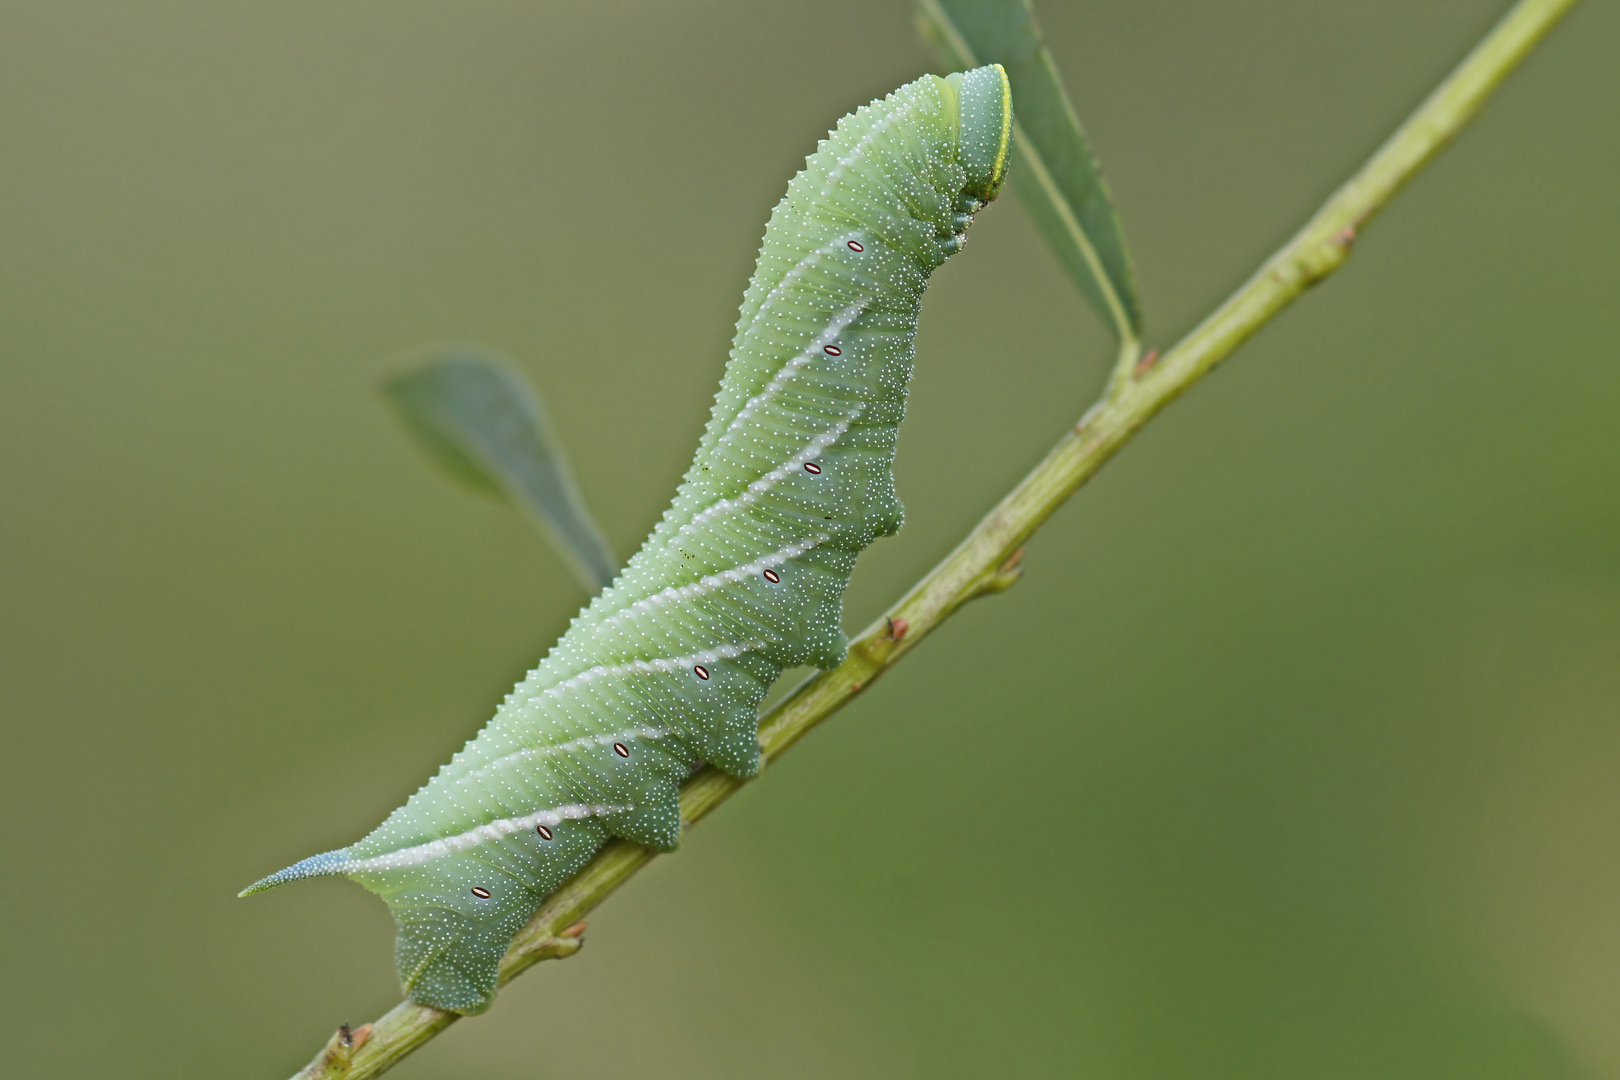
[351, 1024, 373, 1051]
[509, 924, 588, 967]
[977, 548, 1026, 597]
[1334, 225, 1358, 247]
[886, 616, 910, 642]
[1132, 348, 1160, 378]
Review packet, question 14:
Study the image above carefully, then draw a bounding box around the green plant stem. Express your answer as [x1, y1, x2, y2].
[290, 1, 1578, 1074]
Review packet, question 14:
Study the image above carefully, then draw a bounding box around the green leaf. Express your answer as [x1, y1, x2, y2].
[916, 0, 1143, 345]
[382, 350, 618, 593]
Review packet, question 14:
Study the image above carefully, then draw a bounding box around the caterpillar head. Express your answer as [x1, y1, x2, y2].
[947, 63, 1013, 202]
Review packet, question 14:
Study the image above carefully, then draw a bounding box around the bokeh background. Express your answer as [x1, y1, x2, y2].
[3, 0, 1617, 1076]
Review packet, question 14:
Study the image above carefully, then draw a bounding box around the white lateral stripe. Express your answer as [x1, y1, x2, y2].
[746, 415, 853, 495]
[540, 641, 766, 700]
[460, 725, 673, 787]
[538, 726, 668, 756]
[738, 235, 867, 343]
[685, 406, 863, 534]
[601, 532, 831, 630]
[724, 302, 868, 443]
[342, 803, 628, 872]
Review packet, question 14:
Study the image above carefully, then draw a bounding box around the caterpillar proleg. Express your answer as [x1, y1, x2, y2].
[243, 65, 1013, 1013]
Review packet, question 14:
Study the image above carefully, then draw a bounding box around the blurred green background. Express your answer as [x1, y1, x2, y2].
[2, 0, 1616, 1076]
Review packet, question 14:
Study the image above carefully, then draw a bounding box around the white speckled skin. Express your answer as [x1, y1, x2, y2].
[243, 65, 1012, 1013]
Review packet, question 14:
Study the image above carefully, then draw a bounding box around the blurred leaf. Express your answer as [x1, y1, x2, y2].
[917, 0, 1142, 345]
[382, 350, 618, 593]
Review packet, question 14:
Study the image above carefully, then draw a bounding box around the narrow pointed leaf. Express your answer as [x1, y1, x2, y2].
[382, 351, 617, 593]
[916, 0, 1142, 344]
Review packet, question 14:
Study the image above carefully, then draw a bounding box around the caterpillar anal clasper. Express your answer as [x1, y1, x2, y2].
[241, 65, 1013, 1014]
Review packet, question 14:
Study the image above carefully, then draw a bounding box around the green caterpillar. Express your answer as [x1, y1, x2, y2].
[243, 64, 1013, 1014]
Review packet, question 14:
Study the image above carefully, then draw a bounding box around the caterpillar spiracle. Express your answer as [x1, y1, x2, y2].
[243, 65, 1013, 1014]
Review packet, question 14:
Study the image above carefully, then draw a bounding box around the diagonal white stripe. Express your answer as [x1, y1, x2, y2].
[342, 802, 629, 873]
[599, 531, 831, 630]
[683, 407, 863, 536]
[736, 235, 868, 344]
[540, 641, 766, 701]
[459, 724, 673, 788]
[723, 301, 868, 444]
